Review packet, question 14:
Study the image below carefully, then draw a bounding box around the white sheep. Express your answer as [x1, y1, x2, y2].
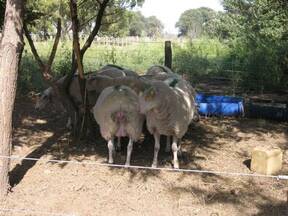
[145, 65, 174, 76]
[139, 80, 196, 169]
[86, 75, 148, 150]
[35, 76, 67, 111]
[142, 69, 200, 151]
[35, 72, 98, 110]
[99, 64, 139, 78]
[97, 67, 126, 78]
[92, 85, 144, 166]
[35, 72, 101, 129]
[86, 75, 149, 96]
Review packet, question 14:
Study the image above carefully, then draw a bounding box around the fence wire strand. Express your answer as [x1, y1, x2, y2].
[0, 155, 287, 180]
[0, 208, 76, 216]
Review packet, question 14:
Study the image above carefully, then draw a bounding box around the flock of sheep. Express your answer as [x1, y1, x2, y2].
[35, 65, 199, 169]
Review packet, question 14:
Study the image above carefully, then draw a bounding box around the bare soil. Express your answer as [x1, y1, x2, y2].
[1, 95, 288, 216]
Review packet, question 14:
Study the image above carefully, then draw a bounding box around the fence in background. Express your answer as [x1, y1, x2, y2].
[21, 38, 288, 121]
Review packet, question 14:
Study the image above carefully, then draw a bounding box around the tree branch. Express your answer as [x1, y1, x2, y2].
[96, 0, 103, 5]
[69, 0, 84, 79]
[80, 0, 110, 56]
[24, 19, 62, 82]
[23, 24, 45, 70]
[47, 18, 61, 70]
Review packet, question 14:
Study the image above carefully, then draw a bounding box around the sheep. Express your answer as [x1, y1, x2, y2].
[122, 69, 139, 78]
[92, 85, 144, 166]
[100, 64, 139, 78]
[35, 72, 101, 129]
[86, 75, 149, 150]
[35, 74, 147, 116]
[144, 69, 200, 123]
[35, 87, 56, 111]
[139, 80, 196, 169]
[145, 65, 174, 76]
[86, 75, 149, 97]
[143, 68, 200, 151]
[35, 75, 75, 111]
[97, 67, 126, 78]
[35, 72, 99, 111]
[174, 78, 200, 123]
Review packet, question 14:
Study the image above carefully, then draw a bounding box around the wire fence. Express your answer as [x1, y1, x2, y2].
[20, 38, 288, 121]
[0, 155, 287, 180]
[22, 38, 248, 85]
[0, 208, 76, 216]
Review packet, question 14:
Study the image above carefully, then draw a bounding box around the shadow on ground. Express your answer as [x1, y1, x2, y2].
[10, 95, 288, 215]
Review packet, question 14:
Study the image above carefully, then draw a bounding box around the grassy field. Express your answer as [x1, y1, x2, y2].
[21, 37, 285, 94]
[20, 38, 233, 93]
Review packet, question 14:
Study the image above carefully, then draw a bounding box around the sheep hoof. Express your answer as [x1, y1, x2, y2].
[124, 162, 130, 168]
[173, 161, 179, 169]
[151, 163, 157, 168]
[108, 160, 114, 164]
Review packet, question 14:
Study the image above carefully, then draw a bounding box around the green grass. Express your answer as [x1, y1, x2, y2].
[20, 37, 285, 94]
[84, 42, 164, 73]
[19, 40, 166, 92]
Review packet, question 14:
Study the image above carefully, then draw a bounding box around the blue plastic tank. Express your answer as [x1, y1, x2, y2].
[195, 93, 244, 116]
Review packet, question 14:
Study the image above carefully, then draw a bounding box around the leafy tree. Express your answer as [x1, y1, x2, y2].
[24, 0, 145, 40]
[221, 0, 288, 43]
[127, 11, 146, 36]
[176, 7, 216, 38]
[206, 0, 288, 91]
[145, 16, 164, 38]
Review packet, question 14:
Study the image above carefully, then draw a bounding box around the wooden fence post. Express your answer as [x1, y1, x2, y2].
[165, 41, 172, 69]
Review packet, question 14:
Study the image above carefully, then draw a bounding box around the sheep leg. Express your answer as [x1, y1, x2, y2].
[115, 137, 121, 152]
[152, 133, 160, 168]
[125, 138, 133, 167]
[165, 136, 171, 153]
[172, 136, 179, 169]
[107, 139, 115, 164]
[65, 117, 72, 130]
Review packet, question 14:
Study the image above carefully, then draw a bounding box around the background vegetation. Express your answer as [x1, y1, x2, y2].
[1, 0, 287, 94]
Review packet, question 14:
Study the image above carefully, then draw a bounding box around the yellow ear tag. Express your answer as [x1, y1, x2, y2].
[145, 87, 155, 100]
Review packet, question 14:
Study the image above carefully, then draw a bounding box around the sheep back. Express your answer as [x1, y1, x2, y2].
[97, 68, 126, 78]
[145, 65, 174, 76]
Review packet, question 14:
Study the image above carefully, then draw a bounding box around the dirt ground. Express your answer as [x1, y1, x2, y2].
[0, 95, 288, 216]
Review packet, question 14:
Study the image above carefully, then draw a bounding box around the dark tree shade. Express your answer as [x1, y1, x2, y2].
[0, 0, 5, 30]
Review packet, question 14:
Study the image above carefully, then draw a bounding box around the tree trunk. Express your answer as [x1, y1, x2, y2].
[0, 0, 25, 198]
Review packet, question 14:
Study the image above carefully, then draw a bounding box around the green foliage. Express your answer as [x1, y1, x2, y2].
[145, 16, 164, 38]
[18, 40, 164, 92]
[176, 7, 216, 38]
[25, 0, 145, 40]
[26, 0, 61, 40]
[126, 11, 146, 36]
[19, 40, 72, 92]
[173, 39, 230, 82]
[124, 11, 164, 37]
[203, 0, 288, 92]
[84, 42, 164, 72]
